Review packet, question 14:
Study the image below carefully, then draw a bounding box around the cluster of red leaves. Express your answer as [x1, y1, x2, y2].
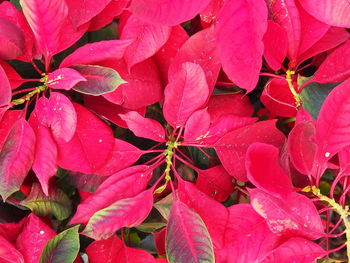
[0, 0, 349, 262]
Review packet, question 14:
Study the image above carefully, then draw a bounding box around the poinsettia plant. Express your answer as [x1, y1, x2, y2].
[0, 0, 350, 262]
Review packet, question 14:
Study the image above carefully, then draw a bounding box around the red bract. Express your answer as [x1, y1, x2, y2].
[1, 0, 350, 261]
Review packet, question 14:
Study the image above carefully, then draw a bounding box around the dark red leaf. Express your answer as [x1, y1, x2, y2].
[0, 65, 11, 121]
[0, 235, 24, 263]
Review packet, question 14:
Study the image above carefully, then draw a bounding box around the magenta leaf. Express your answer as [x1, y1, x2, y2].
[20, 0, 68, 60]
[249, 188, 324, 240]
[184, 108, 211, 143]
[0, 110, 23, 150]
[86, 235, 156, 263]
[169, 26, 221, 91]
[196, 165, 234, 202]
[70, 65, 125, 96]
[60, 40, 132, 68]
[35, 92, 77, 142]
[0, 65, 11, 121]
[29, 113, 58, 195]
[119, 111, 166, 142]
[130, 0, 211, 26]
[95, 138, 144, 176]
[16, 214, 56, 263]
[314, 77, 350, 175]
[20, 183, 72, 220]
[47, 68, 86, 91]
[0, 17, 24, 60]
[246, 143, 294, 198]
[219, 204, 280, 263]
[65, 0, 111, 27]
[56, 103, 114, 174]
[0, 235, 24, 263]
[263, 20, 288, 71]
[82, 188, 154, 240]
[260, 78, 297, 118]
[297, 27, 349, 65]
[299, 0, 350, 27]
[102, 58, 162, 109]
[120, 14, 171, 69]
[40, 225, 80, 263]
[163, 62, 209, 128]
[288, 121, 317, 175]
[166, 200, 214, 263]
[70, 165, 152, 225]
[216, 0, 267, 92]
[207, 93, 254, 122]
[0, 60, 25, 90]
[266, 0, 301, 66]
[214, 120, 286, 181]
[262, 237, 326, 263]
[0, 118, 35, 200]
[313, 40, 350, 84]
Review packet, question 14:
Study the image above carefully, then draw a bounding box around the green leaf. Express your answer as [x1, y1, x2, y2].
[135, 222, 167, 233]
[20, 183, 72, 220]
[71, 65, 126, 95]
[40, 225, 80, 263]
[154, 193, 173, 220]
[300, 82, 341, 119]
[166, 200, 214, 263]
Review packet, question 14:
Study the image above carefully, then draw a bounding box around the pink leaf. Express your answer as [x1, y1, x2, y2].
[0, 17, 24, 60]
[0, 235, 24, 263]
[246, 143, 294, 198]
[153, 26, 189, 84]
[66, 0, 111, 28]
[178, 180, 228, 249]
[20, 0, 68, 59]
[262, 237, 326, 263]
[296, 1, 330, 56]
[84, 95, 146, 128]
[60, 40, 132, 68]
[119, 111, 165, 142]
[184, 108, 211, 143]
[196, 165, 234, 202]
[47, 68, 86, 91]
[0, 60, 25, 90]
[163, 62, 209, 128]
[216, 0, 267, 92]
[218, 204, 280, 263]
[166, 200, 214, 263]
[102, 58, 162, 109]
[82, 188, 154, 240]
[169, 26, 221, 91]
[297, 27, 349, 65]
[263, 20, 288, 71]
[0, 110, 23, 150]
[70, 165, 152, 225]
[129, 0, 211, 26]
[35, 92, 77, 142]
[260, 78, 297, 118]
[299, 0, 350, 27]
[56, 103, 114, 174]
[95, 138, 144, 176]
[249, 188, 324, 240]
[16, 214, 56, 263]
[207, 93, 254, 122]
[29, 113, 58, 196]
[0, 118, 35, 200]
[214, 120, 286, 181]
[313, 40, 350, 84]
[86, 235, 156, 263]
[266, 0, 301, 66]
[120, 14, 171, 69]
[0, 65, 11, 121]
[197, 115, 258, 145]
[89, 0, 129, 31]
[288, 121, 317, 175]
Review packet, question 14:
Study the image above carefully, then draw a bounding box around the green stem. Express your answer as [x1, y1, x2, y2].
[303, 186, 350, 262]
